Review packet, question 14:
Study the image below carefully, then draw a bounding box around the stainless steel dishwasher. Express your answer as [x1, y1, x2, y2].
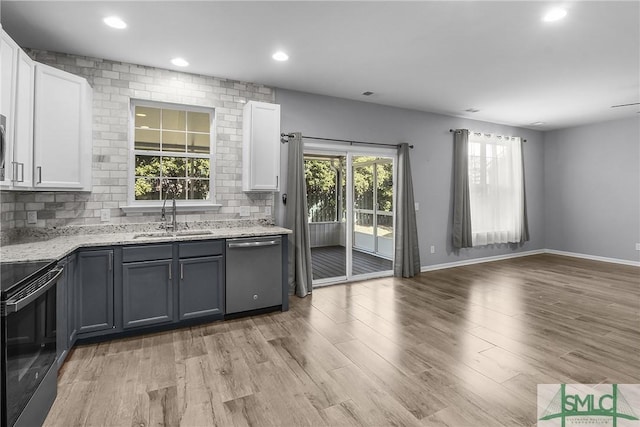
[226, 235, 282, 314]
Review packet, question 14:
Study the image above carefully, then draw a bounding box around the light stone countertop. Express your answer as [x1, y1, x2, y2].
[0, 225, 292, 263]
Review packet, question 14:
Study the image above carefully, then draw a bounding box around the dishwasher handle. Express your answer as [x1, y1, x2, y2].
[227, 240, 279, 249]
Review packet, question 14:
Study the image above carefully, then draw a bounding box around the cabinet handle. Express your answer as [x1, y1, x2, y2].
[108, 252, 112, 271]
[10, 162, 18, 182]
[180, 263, 184, 280]
[36, 166, 42, 184]
[19, 163, 24, 183]
[169, 265, 172, 280]
[276, 175, 278, 188]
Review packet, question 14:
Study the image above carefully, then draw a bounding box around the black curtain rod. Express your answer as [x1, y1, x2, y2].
[449, 129, 527, 143]
[281, 133, 413, 149]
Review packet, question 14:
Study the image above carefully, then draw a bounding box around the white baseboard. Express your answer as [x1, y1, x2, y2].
[420, 248, 640, 272]
[544, 249, 640, 267]
[420, 249, 545, 272]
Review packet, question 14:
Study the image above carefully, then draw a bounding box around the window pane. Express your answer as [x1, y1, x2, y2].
[161, 178, 187, 200]
[161, 157, 187, 178]
[135, 155, 160, 177]
[187, 133, 210, 154]
[187, 179, 210, 200]
[134, 129, 160, 151]
[135, 106, 160, 129]
[188, 158, 210, 178]
[354, 165, 374, 210]
[162, 109, 186, 131]
[376, 162, 393, 212]
[135, 178, 160, 200]
[187, 112, 210, 133]
[305, 159, 338, 222]
[162, 131, 186, 152]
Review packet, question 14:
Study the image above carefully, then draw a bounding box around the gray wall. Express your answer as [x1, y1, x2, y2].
[275, 89, 546, 268]
[544, 117, 640, 262]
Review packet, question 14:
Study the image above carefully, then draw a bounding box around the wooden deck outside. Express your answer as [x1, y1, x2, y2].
[311, 245, 393, 280]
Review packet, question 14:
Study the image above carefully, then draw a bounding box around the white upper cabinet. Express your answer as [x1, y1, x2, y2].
[34, 63, 92, 190]
[242, 101, 280, 192]
[0, 28, 92, 192]
[13, 50, 35, 188]
[0, 29, 19, 188]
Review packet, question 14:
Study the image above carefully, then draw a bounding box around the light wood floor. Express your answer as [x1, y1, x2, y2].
[45, 254, 640, 427]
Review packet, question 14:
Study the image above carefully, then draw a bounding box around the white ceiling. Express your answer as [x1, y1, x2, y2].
[2, 1, 639, 130]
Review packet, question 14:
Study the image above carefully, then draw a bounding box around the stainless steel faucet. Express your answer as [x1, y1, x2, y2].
[160, 191, 178, 232]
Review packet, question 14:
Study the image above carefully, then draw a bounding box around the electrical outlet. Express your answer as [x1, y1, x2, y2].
[636, 243, 640, 251]
[239, 206, 250, 217]
[415, 202, 420, 211]
[430, 245, 435, 254]
[27, 211, 37, 224]
[265, 206, 272, 216]
[100, 209, 110, 222]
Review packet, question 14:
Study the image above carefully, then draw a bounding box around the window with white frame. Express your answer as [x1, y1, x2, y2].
[130, 101, 214, 204]
[468, 132, 525, 246]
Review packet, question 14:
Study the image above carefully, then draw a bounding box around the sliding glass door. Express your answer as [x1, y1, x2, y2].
[351, 156, 394, 277]
[304, 147, 396, 286]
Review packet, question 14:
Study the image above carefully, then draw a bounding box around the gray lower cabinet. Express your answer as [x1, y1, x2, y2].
[179, 255, 224, 320]
[56, 253, 77, 368]
[122, 259, 173, 328]
[66, 253, 78, 347]
[77, 249, 114, 334]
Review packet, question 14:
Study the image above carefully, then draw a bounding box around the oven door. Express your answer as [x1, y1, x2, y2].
[2, 281, 57, 427]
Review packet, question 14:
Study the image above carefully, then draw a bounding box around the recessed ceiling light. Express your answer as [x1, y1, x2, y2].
[136, 113, 147, 117]
[543, 8, 567, 22]
[140, 125, 150, 129]
[272, 51, 289, 61]
[465, 108, 480, 113]
[530, 121, 545, 126]
[362, 91, 374, 96]
[103, 16, 127, 29]
[171, 57, 189, 67]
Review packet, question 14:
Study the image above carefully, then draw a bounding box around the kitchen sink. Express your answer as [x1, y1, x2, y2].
[133, 230, 213, 239]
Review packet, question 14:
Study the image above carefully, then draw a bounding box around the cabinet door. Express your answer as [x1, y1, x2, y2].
[0, 30, 18, 187]
[179, 255, 224, 320]
[55, 259, 67, 369]
[242, 101, 280, 191]
[12, 50, 34, 188]
[34, 63, 92, 190]
[66, 254, 78, 347]
[122, 259, 173, 329]
[77, 249, 114, 334]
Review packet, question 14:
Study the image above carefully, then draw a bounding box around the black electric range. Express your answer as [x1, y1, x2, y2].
[1, 259, 61, 427]
[1, 260, 55, 294]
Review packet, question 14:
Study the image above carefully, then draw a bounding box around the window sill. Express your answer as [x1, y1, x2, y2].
[120, 203, 222, 214]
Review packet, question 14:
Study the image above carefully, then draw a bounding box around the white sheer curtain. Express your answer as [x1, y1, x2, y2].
[468, 133, 525, 246]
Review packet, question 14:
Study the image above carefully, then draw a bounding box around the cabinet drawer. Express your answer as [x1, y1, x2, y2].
[122, 244, 172, 262]
[178, 240, 223, 258]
